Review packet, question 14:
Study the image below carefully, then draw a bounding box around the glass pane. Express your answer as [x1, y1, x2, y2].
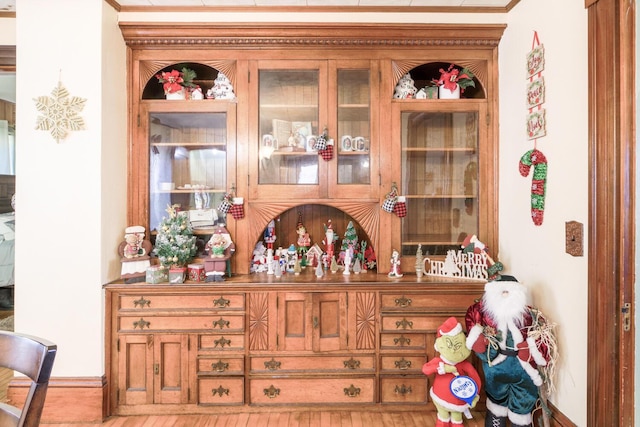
[259, 70, 319, 185]
[149, 112, 227, 232]
[400, 111, 479, 256]
[337, 69, 370, 185]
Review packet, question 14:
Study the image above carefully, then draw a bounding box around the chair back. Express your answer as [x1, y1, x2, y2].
[0, 331, 57, 427]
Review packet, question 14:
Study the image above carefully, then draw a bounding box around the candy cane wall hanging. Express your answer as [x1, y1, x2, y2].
[519, 149, 547, 226]
[521, 31, 548, 226]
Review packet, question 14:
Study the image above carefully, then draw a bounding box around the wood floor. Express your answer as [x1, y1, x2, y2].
[41, 410, 486, 426]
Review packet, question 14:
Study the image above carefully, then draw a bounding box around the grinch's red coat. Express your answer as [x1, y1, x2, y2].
[422, 357, 481, 412]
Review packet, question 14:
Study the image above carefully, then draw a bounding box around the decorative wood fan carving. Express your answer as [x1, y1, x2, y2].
[392, 59, 487, 95]
[248, 201, 379, 251]
[355, 292, 376, 350]
[139, 60, 237, 93]
[249, 293, 269, 351]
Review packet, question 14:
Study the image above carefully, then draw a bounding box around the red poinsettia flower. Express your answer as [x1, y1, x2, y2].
[156, 69, 184, 94]
[433, 64, 476, 94]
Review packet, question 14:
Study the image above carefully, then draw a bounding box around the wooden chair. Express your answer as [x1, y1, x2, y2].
[0, 331, 56, 427]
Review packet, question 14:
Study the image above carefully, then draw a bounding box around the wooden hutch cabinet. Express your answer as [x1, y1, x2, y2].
[106, 22, 505, 416]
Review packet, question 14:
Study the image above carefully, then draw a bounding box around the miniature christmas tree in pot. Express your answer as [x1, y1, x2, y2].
[153, 204, 197, 283]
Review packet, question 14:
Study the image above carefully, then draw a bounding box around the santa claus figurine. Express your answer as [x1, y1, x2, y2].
[465, 275, 552, 427]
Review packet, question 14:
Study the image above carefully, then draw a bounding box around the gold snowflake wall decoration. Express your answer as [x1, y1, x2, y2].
[34, 81, 87, 143]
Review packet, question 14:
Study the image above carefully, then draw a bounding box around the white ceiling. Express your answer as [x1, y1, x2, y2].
[0, 0, 516, 11]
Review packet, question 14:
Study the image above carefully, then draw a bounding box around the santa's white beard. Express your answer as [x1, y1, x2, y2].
[482, 281, 528, 327]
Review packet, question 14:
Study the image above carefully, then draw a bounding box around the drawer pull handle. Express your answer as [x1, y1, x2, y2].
[313, 316, 319, 329]
[213, 296, 230, 308]
[343, 357, 361, 370]
[344, 384, 361, 398]
[133, 318, 150, 330]
[212, 385, 229, 397]
[212, 318, 230, 329]
[212, 360, 229, 372]
[394, 296, 412, 308]
[395, 358, 412, 370]
[396, 318, 413, 330]
[264, 358, 281, 371]
[214, 336, 231, 348]
[394, 335, 411, 346]
[395, 384, 412, 395]
[133, 297, 150, 308]
[264, 385, 280, 398]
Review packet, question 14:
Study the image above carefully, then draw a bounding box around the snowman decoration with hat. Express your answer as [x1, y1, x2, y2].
[465, 275, 556, 427]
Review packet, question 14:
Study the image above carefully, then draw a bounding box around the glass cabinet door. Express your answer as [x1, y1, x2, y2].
[336, 69, 371, 186]
[400, 110, 480, 257]
[145, 102, 236, 233]
[258, 67, 322, 187]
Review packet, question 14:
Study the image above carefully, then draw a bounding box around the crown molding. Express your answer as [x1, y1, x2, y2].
[119, 22, 507, 49]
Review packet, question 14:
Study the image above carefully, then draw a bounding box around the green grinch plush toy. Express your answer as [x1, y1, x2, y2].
[422, 317, 482, 427]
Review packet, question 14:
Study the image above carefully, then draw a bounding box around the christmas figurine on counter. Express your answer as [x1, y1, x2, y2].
[295, 212, 311, 263]
[465, 275, 557, 427]
[118, 225, 153, 283]
[204, 224, 235, 281]
[422, 317, 482, 427]
[323, 219, 339, 262]
[388, 249, 403, 278]
[264, 219, 277, 251]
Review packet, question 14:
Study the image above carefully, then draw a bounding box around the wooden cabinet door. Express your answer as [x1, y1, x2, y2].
[153, 334, 190, 404]
[312, 292, 347, 352]
[277, 292, 312, 351]
[118, 334, 154, 405]
[117, 334, 190, 406]
[277, 292, 347, 352]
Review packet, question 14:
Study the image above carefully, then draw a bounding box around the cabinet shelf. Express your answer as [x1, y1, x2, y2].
[403, 147, 476, 153]
[151, 142, 227, 148]
[152, 189, 226, 194]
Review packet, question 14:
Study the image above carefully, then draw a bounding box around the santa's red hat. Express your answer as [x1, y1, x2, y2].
[437, 316, 462, 338]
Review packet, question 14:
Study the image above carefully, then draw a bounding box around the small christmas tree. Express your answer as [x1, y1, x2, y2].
[341, 221, 359, 253]
[154, 204, 197, 268]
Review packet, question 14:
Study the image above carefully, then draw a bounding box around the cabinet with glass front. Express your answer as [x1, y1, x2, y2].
[386, 62, 497, 266]
[138, 100, 236, 242]
[249, 59, 379, 201]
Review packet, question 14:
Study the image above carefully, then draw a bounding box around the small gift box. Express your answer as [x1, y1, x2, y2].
[146, 265, 168, 284]
[229, 197, 245, 220]
[169, 267, 187, 284]
[188, 263, 206, 282]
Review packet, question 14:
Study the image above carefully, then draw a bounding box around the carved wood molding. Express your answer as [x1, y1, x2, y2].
[392, 59, 487, 90]
[139, 59, 237, 93]
[355, 292, 376, 350]
[249, 292, 269, 351]
[247, 201, 380, 253]
[119, 23, 506, 49]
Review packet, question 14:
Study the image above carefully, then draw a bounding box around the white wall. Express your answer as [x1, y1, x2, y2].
[500, 2, 588, 426]
[15, 0, 126, 376]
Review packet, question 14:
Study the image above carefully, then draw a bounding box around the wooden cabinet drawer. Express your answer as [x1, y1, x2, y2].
[380, 376, 428, 404]
[118, 314, 244, 332]
[119, 293, 245, 311]
[380, 315, 451, 333]
[380, 293, 479, 312]
[198, 377, 244, 405]
[379, 355, 426, 374]
[199, 334, 245, 351]
[250, 355, 375, 374]
[249, 377, 375, 405]
[198, 357, 245, 375]
[380, 333, 426, 350]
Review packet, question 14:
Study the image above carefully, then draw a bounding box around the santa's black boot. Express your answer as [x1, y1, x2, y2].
[511, 423, 532, 427]
[484, 410, 507, 427]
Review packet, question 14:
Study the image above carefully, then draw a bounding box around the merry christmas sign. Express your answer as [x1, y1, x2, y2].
[424, 250, 489, 281]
